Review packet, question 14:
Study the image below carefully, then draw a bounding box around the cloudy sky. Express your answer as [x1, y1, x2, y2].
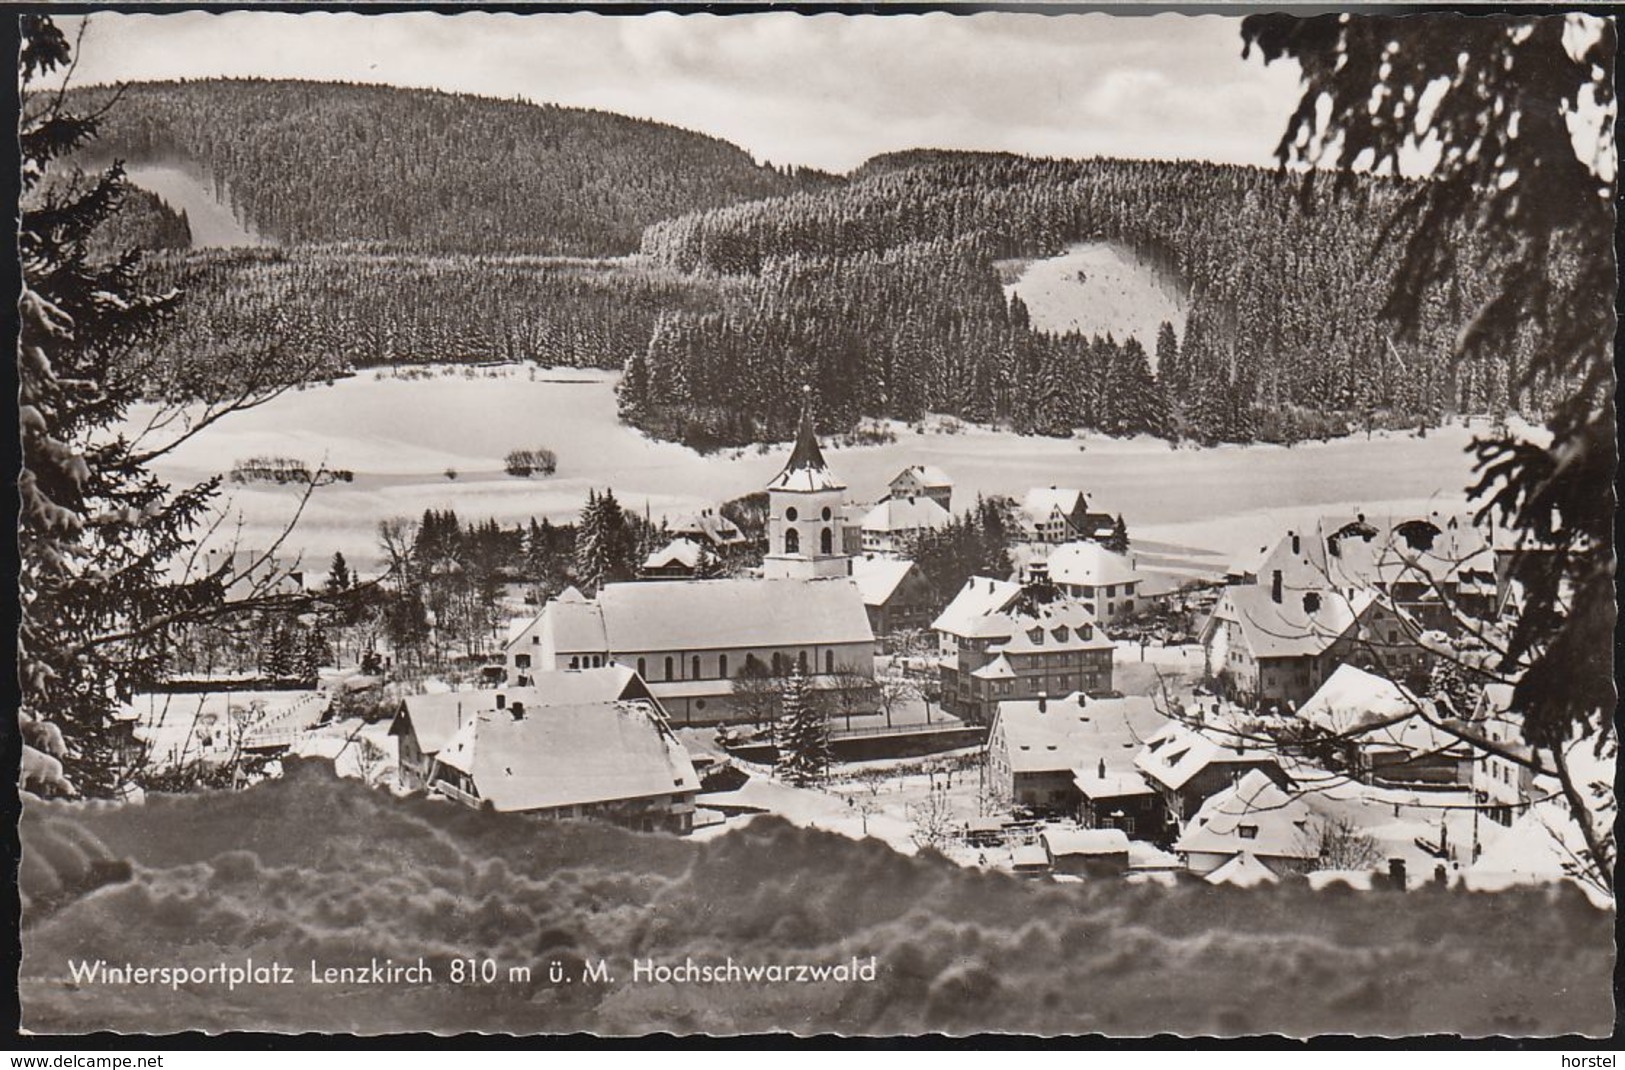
[62, 11, 1306, 173]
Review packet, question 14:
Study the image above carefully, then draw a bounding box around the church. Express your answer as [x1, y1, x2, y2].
[504, 400, 877, 725]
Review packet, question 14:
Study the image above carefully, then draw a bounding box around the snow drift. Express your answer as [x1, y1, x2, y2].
[20, 762, 1613, 1037]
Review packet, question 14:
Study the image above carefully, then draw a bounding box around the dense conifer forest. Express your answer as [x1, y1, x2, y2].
[78, 82, 1562, 446]
[72, 79, 836, 255]
[624, 153, 1549, 448]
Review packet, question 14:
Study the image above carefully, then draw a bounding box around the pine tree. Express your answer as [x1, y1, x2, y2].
[1155, 320, 1182, 398]
[774, 666, 830, 787]
[263, 619, 299, 680]
[299, 625, 332, 684]
[1104, 515, 1131, 555]
[325, 552, 352, 594]
[18, 16, 231, 796]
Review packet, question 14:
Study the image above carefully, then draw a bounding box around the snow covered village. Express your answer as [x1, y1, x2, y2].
[16, 7, 1616, 1041]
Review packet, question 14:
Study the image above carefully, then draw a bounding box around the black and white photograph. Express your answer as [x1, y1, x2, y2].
[12, 4, 1618, 1041]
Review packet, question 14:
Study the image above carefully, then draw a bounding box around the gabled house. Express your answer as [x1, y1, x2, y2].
[985, 691, 1166, 827]
[887, 465, 953, 512]
[1174, 769, 1318, 877]
[931, 576, 1025, 660]
[393, 666, 664, 789]
[859, 495, 952, 555]
[1200, 579, 1424, 708]
[1041, 828, 1132, 878]
[1134, 721, 1289, 826]
[1017, 487, 1114, 545]
[642, 536, 707, 580]
[1028, 541, 1144, 622]
[672, 509, 750, 553]
[1298, 664, 1473, 786]
[849, 555, 936, 637]
[428, 698, 700, 833]
[939, 591, 1116, 724]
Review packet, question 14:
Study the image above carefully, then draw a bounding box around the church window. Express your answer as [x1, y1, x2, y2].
[821, 506, 832, 521]
[719, 654, 729, 678]
[786, 506, 799, 522]
[665, 656, 674, 681]
[785, 529, 800, 554]
[825, 650, 835, 674]
[772, 652, 784, 675]
[798, 650, 809, 673]
[820, 527, 834, 554]
[638, 657, 647, 677]
[692, 655, 702, 680]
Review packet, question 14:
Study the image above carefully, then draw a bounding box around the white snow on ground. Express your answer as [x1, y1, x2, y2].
[1002, 241, 1188, 359]
[122, 364, 1493, 571]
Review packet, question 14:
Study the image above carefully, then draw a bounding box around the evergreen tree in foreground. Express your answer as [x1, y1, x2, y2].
[18, 16, 228, 796]
[775, 667, 830, 787]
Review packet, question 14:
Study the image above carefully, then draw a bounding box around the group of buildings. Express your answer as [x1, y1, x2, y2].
[378, 403, 1579, 904]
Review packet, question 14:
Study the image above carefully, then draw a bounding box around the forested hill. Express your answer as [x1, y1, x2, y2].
[70, 79, 838, 255]
[623, 153, 1540, 449]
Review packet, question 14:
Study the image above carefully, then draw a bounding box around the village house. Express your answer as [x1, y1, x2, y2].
[931, 576, 1025, 660]
[1243, 513, 1498, 632]
[1016, 487, 1116, 545]
[502, 406, 876, 724]
[1023, 541, 1144, 622]
[848, 555, 937, 638]
[1469, 683, 1540, 828]
[1134, 721, 1290, 828]
[887, 464, 953, 512]
[937, 590, 1116, 724]
[1041, 827, 1132, 878]
[984, 691, 1165, 825]
[1200, 578, 1425, 708]
[1174, 769, 1319, 878]
[859, 494, 952, 555]
[392, 665, 663, 789]
[1298, 664, 1474, 787]
[427, 697, 700, 833]
[672, 508, 750, 553]
[641, 536, 707, 580]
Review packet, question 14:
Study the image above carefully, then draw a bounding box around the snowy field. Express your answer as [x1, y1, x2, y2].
[1002, 240, 1188, 358]
[124, 363, 1496, 573]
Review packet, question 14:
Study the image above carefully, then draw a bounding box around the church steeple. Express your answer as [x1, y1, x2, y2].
[767, 385, 845, 493]
[763, 385, 849, 580]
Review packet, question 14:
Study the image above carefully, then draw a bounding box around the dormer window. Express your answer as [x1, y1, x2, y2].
[1238, 824, 1259, 840]
[1051, 627, 1068, 642]
[1080, 625, 1093, 640]
[1028, 627, 1044, 645]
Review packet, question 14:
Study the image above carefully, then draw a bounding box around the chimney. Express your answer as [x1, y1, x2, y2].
[1097, 758, 1106, 779]
[1271, 570, 1283, 604]
[1037, 694, 1048, 713]
[1290, 531, 1300, 555]
[495, 693, 506, 710]
[510, 702, 525, 721]
[1076, 692, 1087, 708]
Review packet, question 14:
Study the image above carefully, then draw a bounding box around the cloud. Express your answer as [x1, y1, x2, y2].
[62, 11, 1303, 173]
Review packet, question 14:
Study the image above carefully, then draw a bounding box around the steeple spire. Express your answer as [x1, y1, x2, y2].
[768, 384, 845, 492]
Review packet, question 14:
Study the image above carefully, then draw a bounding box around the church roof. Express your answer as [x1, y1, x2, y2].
[767, 402, 845, 494]
[598, 577, 873, 652]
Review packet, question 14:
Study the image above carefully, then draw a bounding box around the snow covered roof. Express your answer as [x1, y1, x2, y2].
[931, 576, 1025, 638]
[672, 511, 747, 547]
[994, 692, 1167, 776]
[541, 596, 608, 655]
[971, 654, 1017, 681]
[1011, 843, 1050, 869]
[861, 495, 951, 534]
[1175, 769, 1317, 861]
[1204, 851, 1281, 887]
[1021, 486, 1087, 521]
[1044, 541, 1141, 589]
[1134, 722, 1283, 792]
[891, 464, 953, 490]
[766, 404, 845, 493]
[1203, 585, 1370, 660]
[395, 693, 478, 755]
[848, 555, 918, 607]
[1300, 664, 1422, 735]
[598, 577, 873, 652]
[995, 599, 1114, 655]
[643, 537, 704, 571]
[434, 699, 699, 813]
[1042, 828, 1131, 857]
[1464, 800, 1613, 908]
[1255, 513, 1494, 598]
